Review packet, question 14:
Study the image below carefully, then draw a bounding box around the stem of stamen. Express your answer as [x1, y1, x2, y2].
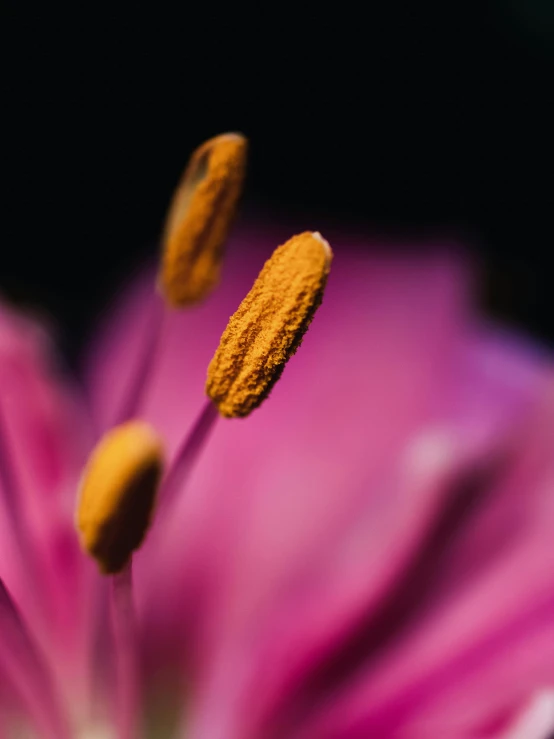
[113, 295, 167, 427]
[110, 563, 139, 739]
[158, 400, 219, 513]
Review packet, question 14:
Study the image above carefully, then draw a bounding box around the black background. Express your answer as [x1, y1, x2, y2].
[2, 2, 553, 363]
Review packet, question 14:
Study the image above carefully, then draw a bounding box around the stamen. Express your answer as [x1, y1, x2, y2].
[0, 578, 70, 738]
[158, 132, 248, 307]
[206, 231, 332, 417]
[76, 421, 164, 574]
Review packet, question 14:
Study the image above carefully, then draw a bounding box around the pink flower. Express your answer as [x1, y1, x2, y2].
[1, 220, 554, 738]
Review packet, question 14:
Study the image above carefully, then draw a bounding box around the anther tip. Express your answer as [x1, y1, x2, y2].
[311, 231, 333, 263]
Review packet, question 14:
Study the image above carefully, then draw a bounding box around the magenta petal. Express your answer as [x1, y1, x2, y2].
[282, 380, 554, 739]
[0, 578, 70, 738]
[0, 301, 96, 703]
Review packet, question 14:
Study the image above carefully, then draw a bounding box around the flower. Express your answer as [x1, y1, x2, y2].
[2, 142, 554, 738]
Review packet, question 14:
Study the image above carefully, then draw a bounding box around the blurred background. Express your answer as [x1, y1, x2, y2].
[2, 2, 553, 364]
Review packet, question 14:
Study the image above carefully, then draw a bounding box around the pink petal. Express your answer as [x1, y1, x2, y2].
[0, 301, 96, 706]
[284, 378, 554, 738]
[0, 577, 70, 738]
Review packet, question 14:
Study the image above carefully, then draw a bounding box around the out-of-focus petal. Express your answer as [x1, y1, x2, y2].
[0, 577, 71, 738]
[0, 301, 95, 707]
[279, 378, 554, 739]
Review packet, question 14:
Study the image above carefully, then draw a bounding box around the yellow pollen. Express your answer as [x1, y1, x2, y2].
[76, 421, 164, 574]
[206, 231, 332, 418]
[158, 132, 248, 307]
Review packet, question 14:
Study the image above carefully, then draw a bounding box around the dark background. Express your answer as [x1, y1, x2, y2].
[2, 2, 553, 363]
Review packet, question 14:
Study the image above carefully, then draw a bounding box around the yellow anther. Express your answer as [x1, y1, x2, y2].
[206, 231, 332, 417]
[76, 421, 164, 574]
[159, 132, 248, 307]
